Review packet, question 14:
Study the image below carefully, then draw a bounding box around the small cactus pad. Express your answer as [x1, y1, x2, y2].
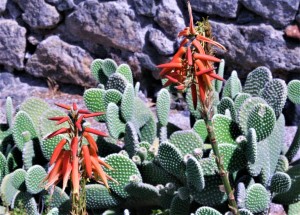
[83, 88, 106, 121]
[275, 155, 289, 172]
[234, 93, 251, 111]
[22, 140, 34, 170]
[287, 80, 300, 104]
[247, 103, 276, 141]
[217, 97, 237, 121]
[12, 111, 38, 151]
[288, 201, 300, 215]
[260, 79, 287, 118]
[186, 156, 205, 191]
[106, 73, 128, 93]
[212, 114, 241, 144]
[124, 122, 139, 158]
[104, 154, 142, 199]
[116, 64, 133, 85]
[102, 58, 117, 77]
[121, 84, 135, 122]
[11, 169, 27, 191]
[245, 184, 270, 213]
[46, 208, 59, 215]
[86, 184, 121, 209]
[243, 66, 272, 96]
[12, 192, 38, 215]
[158, 142, 185, 179]
[25, 165, 47, 194]
[170, 130, 203, 155]
[156, 89, 171, 127]
[245, 128, 257, 164]
[106, 103, 125, 139]
[140, 114, 157, 144]
[90, 59, 105, 83]
[195, 206, 222, 215]
[238, 97, 267, 135]
[270, 172, 291, 193]
[104, 89, 122, 107]
[222, 70, 242, 99]
[5, 97, 13, 128]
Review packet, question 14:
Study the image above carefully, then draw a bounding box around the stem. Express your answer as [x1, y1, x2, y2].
[203, 111, 240, 215]
[71, 177, 87, 215]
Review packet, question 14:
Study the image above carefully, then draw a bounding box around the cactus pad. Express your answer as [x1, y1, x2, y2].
[47, 186, 71, 215]
[234, 93, 251, 111]
[287, 80, 300, 104]
[12, 111, 38, 151]
[195, 206, 222, 215]
[106, 73, 128, 93]
[245, 128, 257, 164]
[169, 195, 190, 215]
[214, 59, 225, 93]
[25, 165, 47, 194]
[106, 103, 125, 139]
[0, 173, 19, 206]
[186, 156, 205, 191]
[104, 154, 142, 199]
[245, 184, 270, 213]
[121, 84, 135, 122]
[270, 172, 291, 193]
[193, 119, 208, 142]
[83, 88, 106, 121]
[12, 192, 38, 215]
[260, 79, 287, 118]
[246, 103, 276, 142]
[5, 97, 13, 128]
[124, 122, 139, 157]
[11, 169, 27, 191]
[104, 89, 122, 107]
[125, 181, 160, 200]
[102, 58, 117, 77]
[170, 130, 203, 155]
[217, 97, 236, 121]
[243, 66, 272, 96]
[158, 142, 185, 179]
[212, 114, 241, 144]
[156, 89, 171, 127]
[116, 64, 133, 85]
[222, 70, 242, 99]
[86, 184, 121, 209]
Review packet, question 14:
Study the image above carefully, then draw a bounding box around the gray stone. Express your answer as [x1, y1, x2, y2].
[211, 21, 300, 77]
[15, 0, 61, 29]
[46, 0, 75, 11]
[190, 0, 239, 18]
[0, 0, 7, 13]
[25, 36, 96, 87]
[296, 12, 300, 24]
[66, 0, 143, 52]
[240, 0, 300, 27]
[0, 20, 26, 70]
[149, 28, 174, 56]
[133, 0, 156, 17]
[154, 0, 185, 39]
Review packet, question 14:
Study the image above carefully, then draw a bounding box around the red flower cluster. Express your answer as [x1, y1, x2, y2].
[43, 103, 115, 195]
[157, 1, 226, 107]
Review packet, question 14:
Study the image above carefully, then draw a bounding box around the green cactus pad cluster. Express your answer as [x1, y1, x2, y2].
[12, 191, 38, 215]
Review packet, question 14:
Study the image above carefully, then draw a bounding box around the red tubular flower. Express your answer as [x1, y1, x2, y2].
[49, 138, 67, 165]
[44, 102, 116, 196]
[156, 1, 226, 105]
[82, 145, 92, 178]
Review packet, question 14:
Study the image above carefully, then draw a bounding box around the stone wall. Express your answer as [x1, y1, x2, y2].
[0, 0, 299, 95]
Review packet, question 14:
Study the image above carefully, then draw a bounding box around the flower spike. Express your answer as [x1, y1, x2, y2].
[45, 127, 70, 139]
[84, 127, 108, 137]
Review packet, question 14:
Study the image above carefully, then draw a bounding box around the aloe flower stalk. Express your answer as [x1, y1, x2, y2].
[157, 1, 240, 214]
[44, 102, 115, 215]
